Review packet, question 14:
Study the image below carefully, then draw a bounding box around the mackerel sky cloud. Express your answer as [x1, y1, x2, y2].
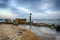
[0, 0, 60, 19]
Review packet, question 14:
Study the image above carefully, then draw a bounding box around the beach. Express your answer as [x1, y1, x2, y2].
[0, 24, 60, 40]
[0, 24, 40, 40]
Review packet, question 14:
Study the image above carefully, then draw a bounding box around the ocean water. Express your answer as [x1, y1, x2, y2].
[27, 19, 60, 25]
[19, 19, 60, 40]
[18, 25, 60, 40]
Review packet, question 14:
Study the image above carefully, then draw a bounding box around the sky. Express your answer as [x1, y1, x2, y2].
[0, 0, 60, 19]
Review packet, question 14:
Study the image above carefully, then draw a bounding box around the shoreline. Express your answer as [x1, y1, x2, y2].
[0, 24, 60, 40]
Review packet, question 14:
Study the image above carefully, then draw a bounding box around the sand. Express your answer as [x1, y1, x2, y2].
[0, 24, 40, 40]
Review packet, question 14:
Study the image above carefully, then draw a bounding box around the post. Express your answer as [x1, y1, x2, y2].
[29, 13, 32, 29]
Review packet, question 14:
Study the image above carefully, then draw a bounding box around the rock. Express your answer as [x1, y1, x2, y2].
[55, 25, 60, 31]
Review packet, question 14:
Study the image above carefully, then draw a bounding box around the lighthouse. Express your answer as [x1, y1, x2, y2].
[30, 13, 32, 23]
[29, 13, 32, 29]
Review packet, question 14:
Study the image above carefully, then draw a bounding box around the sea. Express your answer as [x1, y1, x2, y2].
[18, 24, 60, 40]
[0, 19, 60, 40]
[27, 19, 60, 25]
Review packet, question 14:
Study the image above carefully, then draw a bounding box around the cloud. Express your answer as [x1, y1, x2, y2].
[32, 10, 60, 19]
[8, 0, 17, 8]
[15, 7, 31, 13]
[0, 9, 18, 19]
[39, 0, 55, 10]
[0, 0, 60, 19]
[10, 6, 60, 19]
[9, 0, 60, 19]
